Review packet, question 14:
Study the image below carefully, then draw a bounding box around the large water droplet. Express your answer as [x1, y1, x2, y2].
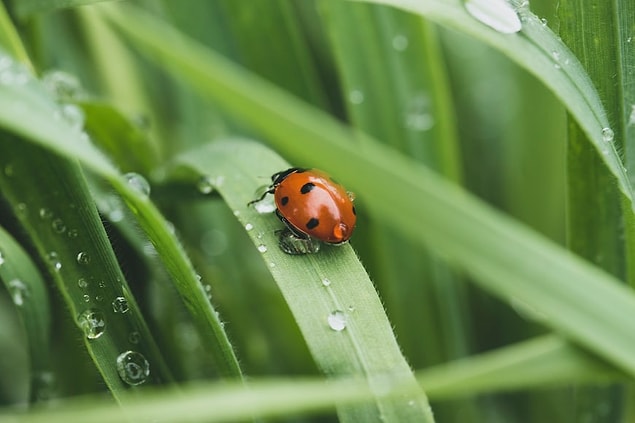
[257, 244, 268, 253]
[322, 278, 331, 287]
[464, 0, 522, 34]
[8, 279, 29, 306]
[78, 309, 106, 339]
[244, 223, 254, 231]
[124, 172, 151, 198]
[78, 278, 88, 289]
[112, 296, 129, 313]
[116, 351, 150, 386]
[76, 251, 91, 265]
[602, 127, 615, 143]
[327, 310, 347, 331]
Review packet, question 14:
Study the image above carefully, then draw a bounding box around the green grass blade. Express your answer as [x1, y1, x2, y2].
[420, 335, 624, 399]
[0, 226, 52, 403]
[171, 140, 434, 423]
[0, 2, 32, 70]
[0, 47, 243, 380]
[354, 0, 633, 212]
[0, 134, 173, 400]
[99, 2, 635, 378]
[14, 0, 112, 19]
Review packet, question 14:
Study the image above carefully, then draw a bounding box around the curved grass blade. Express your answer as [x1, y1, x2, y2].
[0, 134, 173, 400]
[352, 0, 633, 211]
[14, 0, 112, 19]
[171, 139, 434, 423]
[99, 2, 635, 377]
[420, 335, 624, 399]
[0, 226, 52, 403]
[0, 47, 243, 380]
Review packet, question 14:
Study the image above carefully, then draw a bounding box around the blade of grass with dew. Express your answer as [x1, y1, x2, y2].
[0, 46, 243, 380]
[559, 0, 635, 418]
[98, 2, 635, 377]
[352, 0, 633, 213]
[0, 133, 173, 400]
[420, 335, 625, 400]
[171, 139, 435, 422]
[318, 5, 477, 419]
[0, 225, 52, 403]
[559, 0, 635, 286]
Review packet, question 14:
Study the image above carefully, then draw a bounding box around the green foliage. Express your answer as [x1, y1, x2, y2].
[0, 0, 633, 422]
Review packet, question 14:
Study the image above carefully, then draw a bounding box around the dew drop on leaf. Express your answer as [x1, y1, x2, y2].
[464, 0, 522, 34]
[116, 351, 150, 386]
[327, 310, 347, 331]
[78, 308, 106, 339]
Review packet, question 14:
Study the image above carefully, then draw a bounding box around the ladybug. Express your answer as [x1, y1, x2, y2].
[248, 168, 357, 254]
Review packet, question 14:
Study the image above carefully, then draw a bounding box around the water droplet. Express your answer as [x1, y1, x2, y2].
[268, 261, 276, 268]
[627, 36, 633, 44]
[196, 175, 215, 194]
[77, 309, 106, 339]
[112, 297, 130, 314]
[78, 278, 88, 289]
[233, 210, 240, 217]
[76, 251, 91, 265]
[392, 35, 409, 51]
[551, 50, 560, 61]
[128, 331, 140, 344]
[464, 0, 521, 34]
[327, 310, 347, 331]
[39, 208, 53, 219]
[540, 17, 548, 26]
[257, 244, 268, 253]
[51, 218, 66, 234]
[98, 280, 106, 289]
[59, 103, 85, 132]
[629, 105, 635, 126]
[67, 228, 79, 238]
[602, 127, 614, 142]
[16, 203, 27, 215]
[41, 70, 83, 100]
[245, 223, 254, 231]
[83, 294, 90, 302]
[123, 172, 151, 198]
[116, 351, 150, 386]
[0, 249, 4, 266]
[8, 279, 29, 306]
[95, 295, 103, 302]
[405, 94, 435, 132]
[46, 251, 62, 272]
[347, 305, 355, 312]
[349, 89, 365, 105]
[253, 195, 276, 214]
[322, 278, 331, 287]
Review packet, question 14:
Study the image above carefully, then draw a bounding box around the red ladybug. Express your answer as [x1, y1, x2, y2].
[249, 168, 356, 253]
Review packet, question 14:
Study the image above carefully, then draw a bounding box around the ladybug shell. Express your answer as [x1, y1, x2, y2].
[274, 169, 356, 244]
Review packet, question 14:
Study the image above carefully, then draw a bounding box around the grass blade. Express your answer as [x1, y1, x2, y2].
[172, 139, 434, 423]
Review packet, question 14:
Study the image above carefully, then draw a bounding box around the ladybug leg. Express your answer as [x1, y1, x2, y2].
[247, 185, 275, 206]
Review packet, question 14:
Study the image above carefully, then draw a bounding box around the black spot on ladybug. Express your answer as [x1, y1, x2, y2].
[306, 217, 319, 230]
[281, 196, 289, 206]
[301, 182, 315, 194]
[352, 206, 356, 215]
